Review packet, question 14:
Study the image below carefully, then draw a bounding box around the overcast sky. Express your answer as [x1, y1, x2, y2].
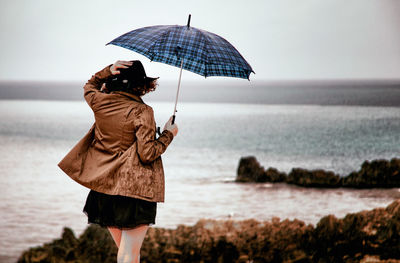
[0, 0, 399, 81]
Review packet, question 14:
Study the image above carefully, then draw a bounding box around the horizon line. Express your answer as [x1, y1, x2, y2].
[0, 78, 400, 84]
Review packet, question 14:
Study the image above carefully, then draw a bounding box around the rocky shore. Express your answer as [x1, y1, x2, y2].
[236, 156, 400, 188]
[18, 200, 400, 263]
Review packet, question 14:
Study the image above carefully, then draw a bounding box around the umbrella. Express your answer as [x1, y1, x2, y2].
[106, 14, 254, 123]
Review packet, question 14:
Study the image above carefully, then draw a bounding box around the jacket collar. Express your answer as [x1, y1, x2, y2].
[112, 91, 144, 103]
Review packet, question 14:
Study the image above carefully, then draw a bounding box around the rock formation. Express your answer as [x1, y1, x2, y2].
[236, 156, 400, 188]
[236, 156, 287, 183]
[342, 158, 400, 188]
[287, 168, 341, 188]
[18, 200, 400, 263]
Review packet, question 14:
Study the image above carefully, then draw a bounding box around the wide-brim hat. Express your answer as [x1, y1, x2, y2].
[117, 60, 159, 85]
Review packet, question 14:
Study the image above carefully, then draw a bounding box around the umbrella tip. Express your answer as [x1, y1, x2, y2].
[187, 14, 191, 28]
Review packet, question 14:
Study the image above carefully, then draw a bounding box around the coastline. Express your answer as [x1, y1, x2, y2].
[18, 199, 400, 263]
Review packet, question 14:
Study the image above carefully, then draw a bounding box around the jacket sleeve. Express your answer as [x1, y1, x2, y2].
[83, 64, 113, 110]
[135, 106, 174, 164]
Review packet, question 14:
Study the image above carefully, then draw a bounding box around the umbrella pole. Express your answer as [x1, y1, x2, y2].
[172, 58, 184, 124]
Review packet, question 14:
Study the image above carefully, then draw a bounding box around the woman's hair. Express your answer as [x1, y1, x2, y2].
[129, 79, 158, 96]
[106, 79, 158, 96]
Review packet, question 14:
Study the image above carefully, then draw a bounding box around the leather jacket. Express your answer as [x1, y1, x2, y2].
[58, 65, 174, 202]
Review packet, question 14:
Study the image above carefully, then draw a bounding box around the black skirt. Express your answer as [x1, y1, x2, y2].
[82, 189, 157, 230]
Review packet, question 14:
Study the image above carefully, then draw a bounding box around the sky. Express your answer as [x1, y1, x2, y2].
[0, 0, 399, 82]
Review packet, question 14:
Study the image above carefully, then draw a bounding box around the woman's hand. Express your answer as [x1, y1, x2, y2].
[163, 116, 178, 137]
[109, 60, 133, 75]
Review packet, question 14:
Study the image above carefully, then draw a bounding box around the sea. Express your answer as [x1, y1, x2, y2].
[1, 80, 400, 262]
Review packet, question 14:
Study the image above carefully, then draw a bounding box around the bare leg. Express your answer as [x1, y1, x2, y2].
[108, 226, 122, 248]
[117, 224, 149, 263]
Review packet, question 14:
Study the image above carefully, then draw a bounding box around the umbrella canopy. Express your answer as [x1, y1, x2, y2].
[106, 16, 254, 80]
[106, 15, 254, 124]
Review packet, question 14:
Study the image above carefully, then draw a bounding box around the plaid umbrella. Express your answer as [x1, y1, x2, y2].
[106, 15, 254, 123]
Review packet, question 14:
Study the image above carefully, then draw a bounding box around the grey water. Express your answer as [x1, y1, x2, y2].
[1, 80, 400, 262]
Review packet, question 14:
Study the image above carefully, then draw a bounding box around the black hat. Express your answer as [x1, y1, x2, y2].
[117, 60, 159, 85]
[105, 60, 158, 93]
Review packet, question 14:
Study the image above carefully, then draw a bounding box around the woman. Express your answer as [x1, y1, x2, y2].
[58, 60, 178, 263]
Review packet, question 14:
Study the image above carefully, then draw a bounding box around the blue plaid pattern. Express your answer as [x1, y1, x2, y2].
[107, 25, 254, 79]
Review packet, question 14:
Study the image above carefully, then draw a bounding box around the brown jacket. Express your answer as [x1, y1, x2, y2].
[57, 65, 174, 202]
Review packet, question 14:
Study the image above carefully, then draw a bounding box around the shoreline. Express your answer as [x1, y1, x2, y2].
[18, 199, 400, 263]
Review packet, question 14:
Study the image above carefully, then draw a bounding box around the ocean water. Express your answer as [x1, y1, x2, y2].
[1, 99, 400, 262]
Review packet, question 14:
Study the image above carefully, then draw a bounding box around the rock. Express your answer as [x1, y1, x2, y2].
[18, 200, 400, 262]
[236, 156, 266, 182]
[76, 224, 117, 263]
[342, 158, 400, 188]
[236, 156, 286, 183]
[236, 156, 400, 188]
[308, 199, 400, 262]
[287, 168, 341, 187]
[17, 225, 117, 263]
[360, 255, 400, 263]
[61, 227, 78, 249]
[265, 167, 287, 183]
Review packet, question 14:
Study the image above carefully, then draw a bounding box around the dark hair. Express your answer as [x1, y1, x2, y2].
[106, 78, 158, 96]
